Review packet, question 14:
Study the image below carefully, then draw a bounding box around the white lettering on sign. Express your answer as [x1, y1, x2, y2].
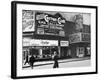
[30, 39, 58, 46]
[23, 39, 58, 46]
[44, 15, 57, 22]
[58, 17, 65, 24]
[36, 14, 65, 24]
[60, 41, 69, 47]
[41, 41, 49, 44]
[44, 15, 65, 24]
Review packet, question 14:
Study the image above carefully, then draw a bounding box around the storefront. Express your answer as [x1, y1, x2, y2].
[22, 11, 91, 59]
[69, 33, 90, 58]
[22, 11, 71, 62]
[23, 38, 58, 59]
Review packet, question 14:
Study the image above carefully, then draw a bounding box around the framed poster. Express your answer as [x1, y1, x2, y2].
[11, 1, 98, 79]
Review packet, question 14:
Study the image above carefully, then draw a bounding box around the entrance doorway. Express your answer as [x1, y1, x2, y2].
[61, 47, 68, 58]
[76, 47, 85, 57]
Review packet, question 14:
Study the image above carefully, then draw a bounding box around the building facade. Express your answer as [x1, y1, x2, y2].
[22, 10, 90, 60]
[64, 14, 91, 58]
[22, 10, 69, 60]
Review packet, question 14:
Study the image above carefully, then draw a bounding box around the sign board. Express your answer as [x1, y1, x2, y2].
[69, 33, 81, 43]
[60, 41, 69, 46]
[35, 12, 65, 36]
[22, 10, 35, 32]
[69, 33, 90, 43]
[30, 39, 58, 46]
[23, 38, 58, 46]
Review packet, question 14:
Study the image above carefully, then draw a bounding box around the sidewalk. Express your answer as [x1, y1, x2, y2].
[23, 57, 90, 68]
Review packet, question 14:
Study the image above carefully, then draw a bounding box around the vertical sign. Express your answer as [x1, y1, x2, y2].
[22, 10, 35, 32]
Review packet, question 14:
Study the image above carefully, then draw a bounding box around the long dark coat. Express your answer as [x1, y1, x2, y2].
[29, 56, 35, 68]
[53, 55, 59, 68]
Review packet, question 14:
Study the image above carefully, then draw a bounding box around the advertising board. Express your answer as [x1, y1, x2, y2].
[35, 12, 65, 36]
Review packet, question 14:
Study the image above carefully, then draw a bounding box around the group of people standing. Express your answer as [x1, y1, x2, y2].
[24, 51, 59, 69]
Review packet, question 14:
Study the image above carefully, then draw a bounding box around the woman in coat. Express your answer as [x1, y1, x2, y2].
[52, 51, 59, 68]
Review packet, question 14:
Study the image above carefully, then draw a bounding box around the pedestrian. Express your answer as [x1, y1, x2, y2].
[52, 51, 59, 68]
[29, 55, 35, 69]
[24, 55, 29, 65]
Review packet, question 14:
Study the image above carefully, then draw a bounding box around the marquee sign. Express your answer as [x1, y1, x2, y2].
[35, 12, 65, 36]
[23, 38, 58, 46]
[36, 13, 65, 24]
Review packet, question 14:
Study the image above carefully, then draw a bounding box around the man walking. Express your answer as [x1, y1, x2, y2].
[29, 55, 35, 69]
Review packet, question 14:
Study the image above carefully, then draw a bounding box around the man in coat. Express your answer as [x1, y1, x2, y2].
[29, 55, 35, 69]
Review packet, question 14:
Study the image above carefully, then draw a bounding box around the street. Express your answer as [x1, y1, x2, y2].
[23, 58, 90, 70]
